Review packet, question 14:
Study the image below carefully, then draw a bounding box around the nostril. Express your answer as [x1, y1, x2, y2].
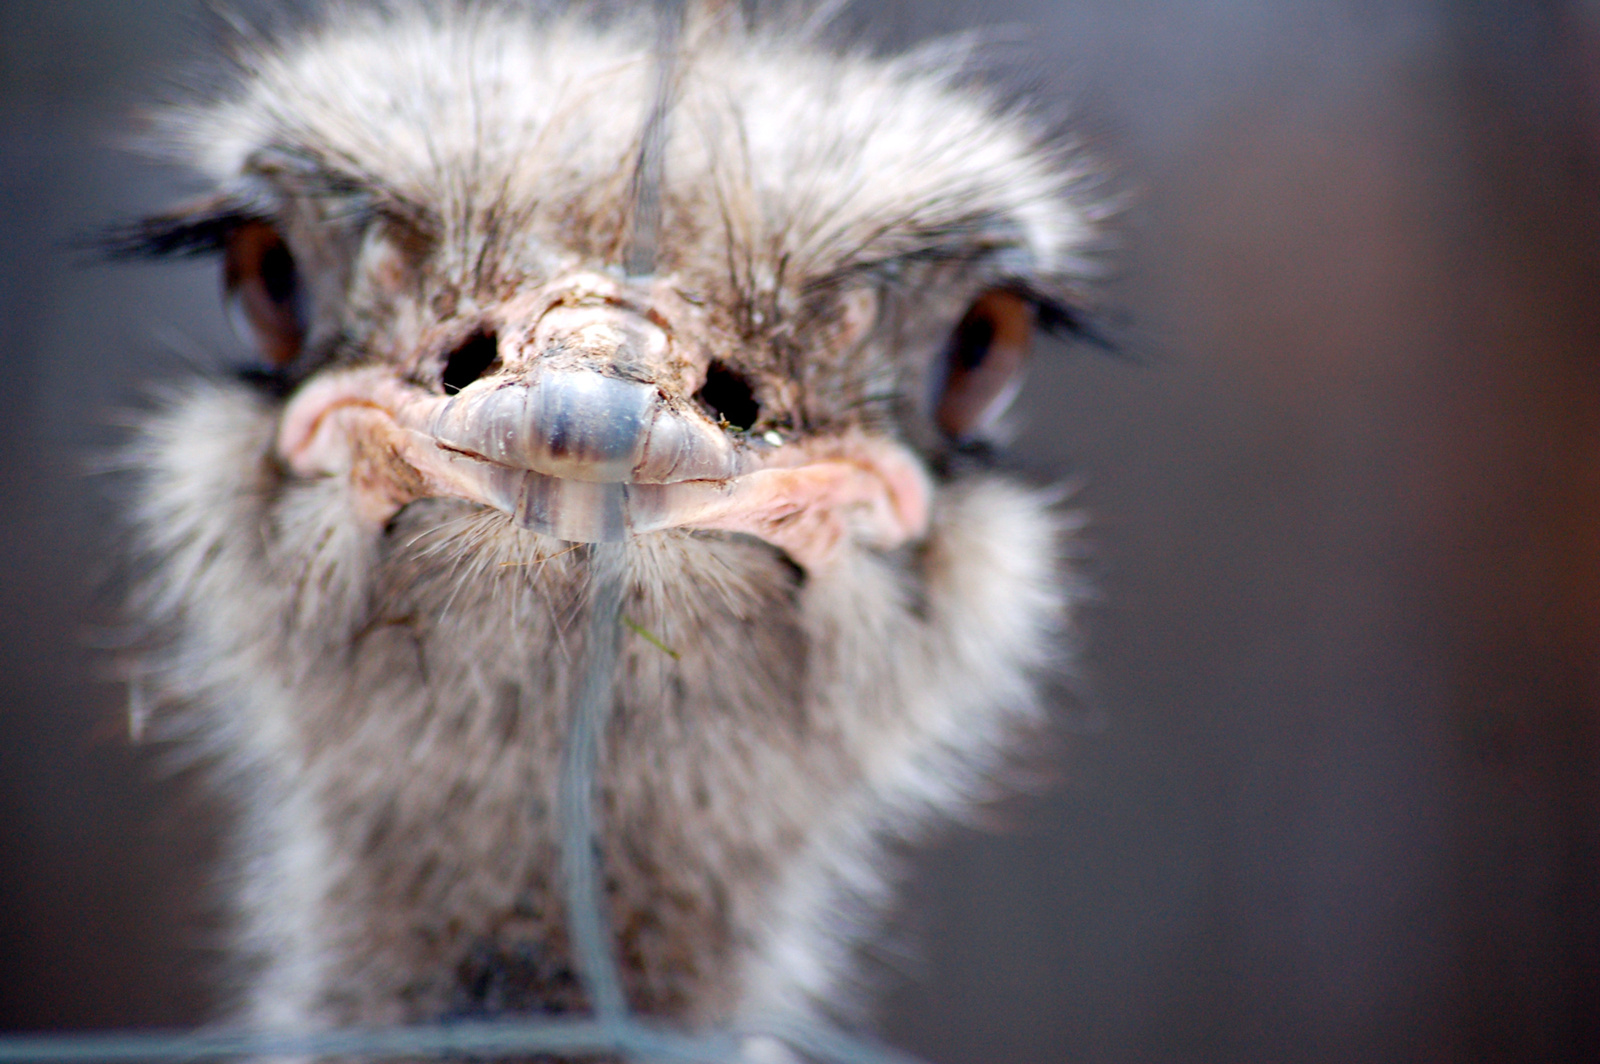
[695, 361, 760, 431]
[441, 330, 500, 394]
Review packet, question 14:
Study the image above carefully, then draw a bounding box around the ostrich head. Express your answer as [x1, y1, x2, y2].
[117, 0, 1101, 1046]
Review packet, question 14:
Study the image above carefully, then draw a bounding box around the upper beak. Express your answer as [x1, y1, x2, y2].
[408, 298, 755, 541]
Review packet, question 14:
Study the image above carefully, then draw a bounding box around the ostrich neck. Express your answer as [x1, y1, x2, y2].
[265, 502, 837, 1025]
[133, 383, 1061, 1031]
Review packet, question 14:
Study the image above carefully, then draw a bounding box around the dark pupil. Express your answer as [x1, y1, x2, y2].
[260, 241, 298, 305]
[952, 312, 995, 371]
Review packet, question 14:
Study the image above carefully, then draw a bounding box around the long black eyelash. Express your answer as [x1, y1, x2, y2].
[93, 203, 265, 260]
[1007, 281, 1120, 354]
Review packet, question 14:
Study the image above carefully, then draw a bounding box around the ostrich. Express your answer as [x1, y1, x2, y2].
[115, 0, 1101, 1053]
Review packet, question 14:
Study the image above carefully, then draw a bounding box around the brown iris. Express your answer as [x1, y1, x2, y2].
[224, 220, 305, 367]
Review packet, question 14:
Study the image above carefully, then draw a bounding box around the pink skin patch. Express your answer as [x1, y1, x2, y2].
[278, 367, 931, 573]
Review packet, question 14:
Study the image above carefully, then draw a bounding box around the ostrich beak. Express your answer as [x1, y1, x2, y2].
[275, 285, 930, 571]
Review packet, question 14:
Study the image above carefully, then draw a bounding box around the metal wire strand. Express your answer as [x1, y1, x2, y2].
[559, 543, 630, 1024]
[0, 1016, 927, 1064]
[622, 0, 686, 279]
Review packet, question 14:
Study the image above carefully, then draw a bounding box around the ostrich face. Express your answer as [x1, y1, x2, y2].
[124, 4, 1097, 1033]
[137, 10, 1093, 569]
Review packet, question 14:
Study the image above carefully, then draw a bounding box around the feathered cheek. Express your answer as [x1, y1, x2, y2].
[276, 366, 931, 574]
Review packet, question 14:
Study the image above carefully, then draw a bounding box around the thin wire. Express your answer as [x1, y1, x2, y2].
[559, 543, 630, 1023]
[0, 1019, 733, 1064]
[622, 0, 686, 278]
[739, 1017, 937, 1064]
[0, 1016, 931, 1064]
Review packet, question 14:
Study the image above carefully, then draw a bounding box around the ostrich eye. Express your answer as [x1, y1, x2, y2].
[934, 289, 1035, 440]
[223, 221, 306, 367]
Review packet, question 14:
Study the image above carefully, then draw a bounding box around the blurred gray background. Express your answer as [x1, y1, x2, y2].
[4, 1, 1599, 1061]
